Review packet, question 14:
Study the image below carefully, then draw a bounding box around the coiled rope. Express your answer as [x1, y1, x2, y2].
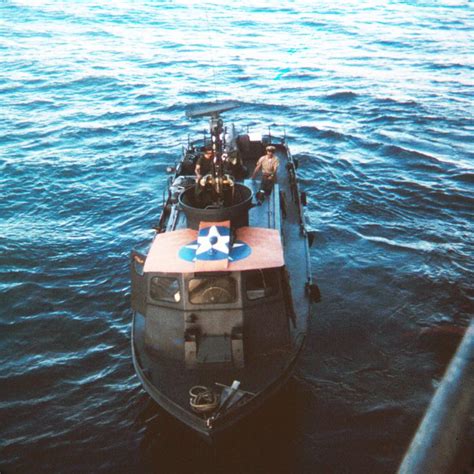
[189, 385, 220, 414]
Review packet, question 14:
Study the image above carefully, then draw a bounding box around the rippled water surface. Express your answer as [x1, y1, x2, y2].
[1, 1, 473, 472]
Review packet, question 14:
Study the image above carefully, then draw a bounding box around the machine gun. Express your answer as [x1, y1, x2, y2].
[186, 101, 239, 206]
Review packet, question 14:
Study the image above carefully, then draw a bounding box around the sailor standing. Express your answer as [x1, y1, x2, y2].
[251, 145, 279, 196]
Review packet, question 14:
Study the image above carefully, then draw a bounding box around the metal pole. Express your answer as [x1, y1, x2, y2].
[397, 318, 474, 474]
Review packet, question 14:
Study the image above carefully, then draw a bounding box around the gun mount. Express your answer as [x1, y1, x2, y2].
[185, 102, 243, 208]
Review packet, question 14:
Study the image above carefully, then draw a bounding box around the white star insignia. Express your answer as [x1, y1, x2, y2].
[196, 225, 230, 257]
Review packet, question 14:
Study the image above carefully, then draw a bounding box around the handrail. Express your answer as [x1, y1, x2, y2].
[397, 318, 474, 474]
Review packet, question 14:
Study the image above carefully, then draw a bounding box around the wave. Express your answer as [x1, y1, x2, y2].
[381, 144, 439, 163]
[1, 1, 473, 472]
[324, 91, 359, 101]
[375, 39, 411, 48]
[451, 172, 474, 185]
[429, 62, 473, 71]
[373, 97, 419, 108]
[294, 125, 350, 142]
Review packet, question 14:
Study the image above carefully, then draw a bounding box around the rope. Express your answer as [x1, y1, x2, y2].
[189, 385, 220, 414]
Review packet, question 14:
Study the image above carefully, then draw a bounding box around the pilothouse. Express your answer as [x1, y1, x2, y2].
[130, 101, 320, 438]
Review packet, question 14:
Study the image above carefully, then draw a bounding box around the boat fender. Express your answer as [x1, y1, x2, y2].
[305, 281, 321, 303]
[279, 190, 287, 218]
[300, 191, 307, 206]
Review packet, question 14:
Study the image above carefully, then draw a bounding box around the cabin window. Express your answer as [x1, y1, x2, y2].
[245, 269, 279, 300]
[188, 276, 237, 304]
[150, 277, 181, 303]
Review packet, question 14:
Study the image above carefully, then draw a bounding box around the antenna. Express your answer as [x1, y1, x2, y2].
[185, 101, 239, 119]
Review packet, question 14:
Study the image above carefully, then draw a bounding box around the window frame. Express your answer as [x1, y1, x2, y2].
[243, 268, 281, 303]
[149, 275, 182, 304]
[187, 274, 239, 306]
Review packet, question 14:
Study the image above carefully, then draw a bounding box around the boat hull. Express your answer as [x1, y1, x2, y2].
[132, 311, 307, 441]
[130, 119, 318, 439]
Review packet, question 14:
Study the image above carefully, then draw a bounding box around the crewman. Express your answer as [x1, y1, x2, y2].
[195, 147, 214, 181]
[195, 147, 215, 207]
[251, 145, 279, 196]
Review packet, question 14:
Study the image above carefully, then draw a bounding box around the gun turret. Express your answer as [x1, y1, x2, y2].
[186, 101, 239, 206]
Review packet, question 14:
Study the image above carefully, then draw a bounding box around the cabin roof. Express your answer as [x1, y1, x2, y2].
[143, 225, 284, 273]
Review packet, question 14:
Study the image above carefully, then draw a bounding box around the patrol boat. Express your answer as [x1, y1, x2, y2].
[130, 101, 320, 439]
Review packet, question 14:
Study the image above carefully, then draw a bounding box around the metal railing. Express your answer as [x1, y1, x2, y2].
[397, 318, 474, 474]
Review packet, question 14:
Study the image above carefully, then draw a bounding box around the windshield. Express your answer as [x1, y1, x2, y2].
[150, 276, 181, 303]
[188, 276, 237, 304]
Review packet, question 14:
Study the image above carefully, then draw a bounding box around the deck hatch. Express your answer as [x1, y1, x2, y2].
[196, 336, 232, 364]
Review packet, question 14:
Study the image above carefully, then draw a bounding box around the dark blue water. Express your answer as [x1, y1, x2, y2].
[1, 1, 473, 472]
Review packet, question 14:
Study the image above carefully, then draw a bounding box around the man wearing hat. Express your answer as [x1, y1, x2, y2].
[251, 145, 279, 195]
[194, 146, 215, 207]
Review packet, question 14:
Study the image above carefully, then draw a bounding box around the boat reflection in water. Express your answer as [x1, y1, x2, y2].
[130, 102, 320, 439]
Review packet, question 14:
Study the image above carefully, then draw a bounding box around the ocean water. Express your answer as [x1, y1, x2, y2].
[1, 1, 473, 472]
